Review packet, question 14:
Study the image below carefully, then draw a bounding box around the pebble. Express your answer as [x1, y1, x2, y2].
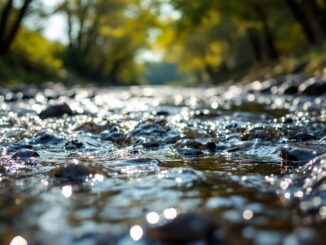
[32, 132, 65, 146]
[299, 78, 326, 96]
[100, 132, 130, 145]
[39, 103, 74, 119]
[50, 164, 93, 185]
[12, 150, 40, 159]
[64, 140, 84, 151]
[280, 154, 326, 222]
[280, 145, 320, 166]
[148, 213, 219, 244]
[241, 127, 282, 141]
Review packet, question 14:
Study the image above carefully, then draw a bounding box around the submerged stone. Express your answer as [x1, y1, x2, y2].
[32, 132, 65, 146]
[148, 213, 219, 244]
[280, 145, 322, 166]
[177, 148, 204, 158]
[289, 132, 316, 141]
[205, 141, 217, 151]
[12, 150, 40, 159]
[50, 164, 93, 185]
[140, 140, 160, 150]
[280, 154, 326, 222]
[130, 119, 169, 138]
[39, 103, 74, 119]
[9, 144, 33, 151]
[101, 132, 130, 145]
[11, 150, 40, 166]
[64, 140, 84, 151]
[75, 122, 104, 134]
[175, 139, 203, 149]
[241, 127, 282, 141]
[299, 78, 326, 96]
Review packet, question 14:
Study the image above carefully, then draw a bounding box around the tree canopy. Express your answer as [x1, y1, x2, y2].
[0, 0, 325, 84]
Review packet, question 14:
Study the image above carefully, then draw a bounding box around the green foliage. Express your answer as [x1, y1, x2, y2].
[156, 0, 326, 83]
[1, 0, 326, 85]
[0, 27, 64, 84]
[59, 0, 158, 85]
[11, 27, 63, 74]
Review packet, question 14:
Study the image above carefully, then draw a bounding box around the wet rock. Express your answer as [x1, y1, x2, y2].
[247, 79, 278, 94]
[280, 145, 322, 166]
[9, 144, 33, 151]
[181, 128, 205, 138]
[178, 148, 204, 158]
[289, 132, 316, 141]
[100, 132, 130, 145]
[11, 150, 40, 165]
[132, 137, 160, 150]
[75, 122, 105, 134]
[140, 140, 160, 150]
[277, 75, 303, 95]
[280, 116, 295, 124]
[316, 136, 326, 144]
[280, 154, 326, 222]
[148, 213, 219, 244]
[175, 139, 203, 149]
[50, 164, 93, 185]
[278, 81, 298, 95]
[12, 150, 40, 159]
[298, 78, 326, 96]
[130, 119, 169, 138]
[205, 141, 217, 151]
[240, 127, 282, 141]
[32, 132, 65, 146]
[64, 140, 84, 151]
[154, 110, 170, 116]
[39, 103, 74, 119]
[174, 139, 218, 155]
[164, 134, 181, 144]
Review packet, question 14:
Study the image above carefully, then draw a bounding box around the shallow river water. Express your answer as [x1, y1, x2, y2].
[0, 83, 325, 245]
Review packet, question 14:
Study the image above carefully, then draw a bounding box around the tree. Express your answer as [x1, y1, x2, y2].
[287, 0, 326, 45]
[56, 0, 157, 84]
[0, 0, 34, 55]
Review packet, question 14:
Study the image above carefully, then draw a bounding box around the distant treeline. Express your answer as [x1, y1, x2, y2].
[163, 0, 326, 82]
[0, 0, 325, 84]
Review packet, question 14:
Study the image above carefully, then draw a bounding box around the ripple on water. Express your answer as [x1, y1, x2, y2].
[0, 85, 325, 244]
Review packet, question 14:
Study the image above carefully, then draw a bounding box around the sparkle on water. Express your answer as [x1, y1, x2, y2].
[0, 84, 325, 244]
[10, 236, 28, 245]
[61, 185, 72, 198]
[130, 225, 144, 241]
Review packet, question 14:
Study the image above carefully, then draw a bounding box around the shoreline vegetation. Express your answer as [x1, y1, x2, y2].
[1, 44, 325, 86]
[0, 0, 325, 86]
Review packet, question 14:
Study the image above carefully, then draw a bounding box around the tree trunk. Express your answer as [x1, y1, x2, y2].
[246, 28, 263, 62]
[286, 0, 318, 45]
[0, 0, 33, 55]
[254, 3, 279, 60]
[204, 64, 216, 82]
[299, 0, 325, 43]
[0, 0, 13, 50]
[107, 56, 130, 83]
[76, 0, 89, 50]
[302, 0, 326, 37]
[64, 1, 74, 49]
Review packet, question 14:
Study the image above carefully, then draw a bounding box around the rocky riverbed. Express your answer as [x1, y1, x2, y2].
[0, 76, 325, 244]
